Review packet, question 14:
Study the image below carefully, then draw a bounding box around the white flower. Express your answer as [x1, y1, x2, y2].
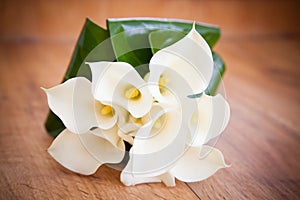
[120, 102, 229, 186]
[121, 145, 229, 186]
[43, 61, 153, 175]
[43, 22, 230, 185]
[48, 127, 125, 175]
[87, 61, 153, 118]
[42, 77, 118, 133]
[120, 24, 230, 186]
[148, 23, 213, 104]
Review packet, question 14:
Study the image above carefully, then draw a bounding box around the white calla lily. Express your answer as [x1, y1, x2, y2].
[120, 25, 230, 186]
[44, 23, 230, 187]
[48, 129, 125, 175]
[188, 93, 230, 146]
[121, 145, 228, 186]
[125, 103, 188, 177]
[170, 145, 229, 182]
[87, 61, 153, 118]
[148, 24, 213, 103]
[42, 77, 118, 133]
[120, 145, 229, 186]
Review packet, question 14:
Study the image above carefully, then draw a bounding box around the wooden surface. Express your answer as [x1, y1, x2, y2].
[0, 0, 299, 199]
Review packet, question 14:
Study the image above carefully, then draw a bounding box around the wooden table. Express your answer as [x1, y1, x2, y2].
[0, 1, 299, 199]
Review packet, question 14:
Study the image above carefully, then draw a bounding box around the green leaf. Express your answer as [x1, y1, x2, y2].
[205, 52, 226, 95]
[45, 18, 115, 137]
[64, 18, 115, 81]
[45, 111, 65, 138]
[149, 29, 186, 54]
[107, 18, 220, 67]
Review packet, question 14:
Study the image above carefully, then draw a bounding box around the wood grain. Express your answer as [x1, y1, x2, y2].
[0, 0, 299, 199]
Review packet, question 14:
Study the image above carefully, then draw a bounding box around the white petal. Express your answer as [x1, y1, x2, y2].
[47, 129, 101, 175]
[117, 123, 140, 145]
[42, 77, 97, 134]
[88, 61, 153, 118]
[91, 126, 124, 149]
[188, 94, 230, 146]
[115, 106, 141, 145]
[130, 104, 187, 177]
[121, 152, 176, 186]
[121, 153, 161, 186]
[79, 130, 125, 164]
[148, 67, 195, 104]
[148, 26, 213, 101]
[157, 172, 176, 187]
[48, 129, 125, 175]
[170, 145, 229, 182]
[187, 23, 213, 60]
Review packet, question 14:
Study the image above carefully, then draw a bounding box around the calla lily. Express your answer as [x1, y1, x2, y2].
[48, 128, 125, 175]
[87, 61, 153, 118]
[120, 25, 230, 186]
[120, 101, 229, 186]
[128, 103, 186, 177]
[42, 77, 118, 134]
[188, 93, 230, 146]
[44, 22, 230, 186]
[148, 23, 213, 104]
[121, 145, 228, 186]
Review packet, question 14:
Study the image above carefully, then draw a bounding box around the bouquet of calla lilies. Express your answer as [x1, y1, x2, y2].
[42, 18, 230, 186]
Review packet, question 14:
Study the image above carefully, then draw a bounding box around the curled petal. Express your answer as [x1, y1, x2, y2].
[42, 77, 97, 134]
[188, 94, 230, 146]
[47, 129, 101, 175]
[148, 25, 213, 102]
[48, 129, 125, 175]
[79, 130, 125, 164]
[88, 61, 153, 118]
[170, 145, 229, 182]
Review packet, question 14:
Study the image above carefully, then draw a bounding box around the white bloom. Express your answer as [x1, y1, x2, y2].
[48, 128, 125, 175]
[42, 77, 117, 134]
[43, 22, 230, 185]
[43, 65, 148, 174]
[120, 24, 230, 186]
[188, 93, 230, 146]
[121, 145, 228, 186]
[148, 23, 213, 104]
[87, 61, 153, 118]
[120, 103, 229, 186]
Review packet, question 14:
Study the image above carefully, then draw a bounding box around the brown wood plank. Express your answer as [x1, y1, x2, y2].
[0, 0, 300, 199]
[0, 0, 299, 41]
[186, 37, 300, 199]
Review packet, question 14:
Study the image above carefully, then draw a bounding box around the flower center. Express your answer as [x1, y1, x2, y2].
[125, 87, 141, 100]
[159, 76, 168, 89]
[159, 76, 168, 93]
[101, 105, 113, 116]
[95, 100, 113, 117]
[153, 118, 162, 129]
